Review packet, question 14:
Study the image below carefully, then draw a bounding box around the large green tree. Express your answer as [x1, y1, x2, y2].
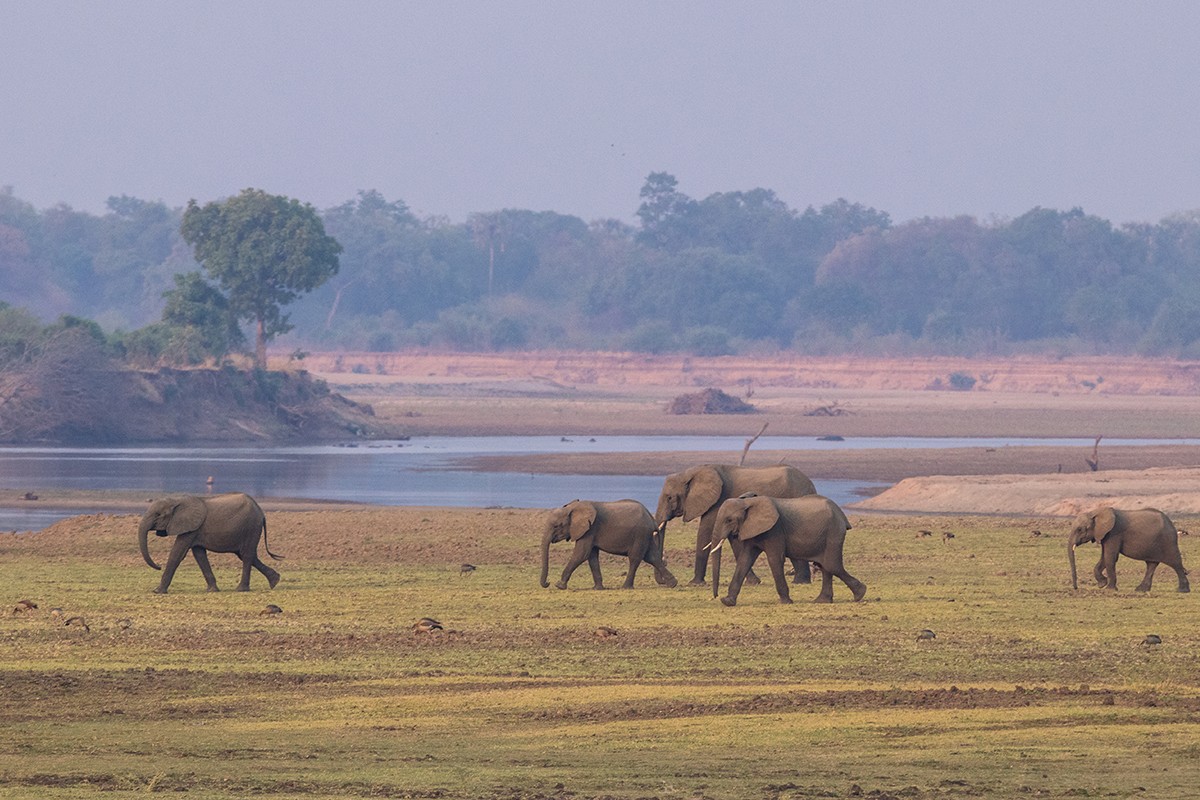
[181, 188, 341, 367]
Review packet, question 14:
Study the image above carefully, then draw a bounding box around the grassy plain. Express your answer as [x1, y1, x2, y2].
[6, 354, 1200, 798]
[4, 508, 1200, 799]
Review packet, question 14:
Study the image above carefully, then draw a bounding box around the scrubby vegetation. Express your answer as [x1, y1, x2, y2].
[5, 178, 1200, 358]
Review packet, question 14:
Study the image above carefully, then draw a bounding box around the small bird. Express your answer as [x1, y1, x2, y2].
[1142, 634, 1162, 646]
[593, 625, 619, 638]
[917, 530, 932, 538]
[1030, 529, 1043, 538]
[117, 618, 133, 630]
[63, 616, 90, 632]
[916, 629, 937, 641]
[942, 531, 956, 544]
[12, 599, 37, 613]
[412, 617, 443, 633]
[459, 563, 477, 577]
[259, 604, 283, 616]
[49, 607, 64, 619]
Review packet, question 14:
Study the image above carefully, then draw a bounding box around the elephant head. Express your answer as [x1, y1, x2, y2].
[138, 496, 208, 571]
[707, 494, 779, 598]
[1067, 507, 1117, 589]
[654, 466, 724, 533]
[540, 500, 597, 587]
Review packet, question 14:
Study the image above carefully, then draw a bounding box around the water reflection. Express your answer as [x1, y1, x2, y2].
[0, 434, 1190, 531]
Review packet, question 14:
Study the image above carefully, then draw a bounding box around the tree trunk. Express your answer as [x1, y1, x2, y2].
[255, 318, 267, 369]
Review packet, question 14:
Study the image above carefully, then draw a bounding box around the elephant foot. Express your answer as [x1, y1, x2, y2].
[719, 596, 737, 607]
[210, 586, 224, 593]
[793, 576, 812, 585]
[689, 578, 708, 587]
[1135, 585, 1151, 593]
[267, 573, 281, 589]
[745, 573, 762, 586]
[152, 587, 168, 595]
[237, 585, 251, 592]
[851, 583, 868, 602]
[554, 581, 569, 590]
[663, 577, 678, 589]
[1179, 582, 1191, 593]
[812, 595, 833, 604]
[777, 596, 793, 605]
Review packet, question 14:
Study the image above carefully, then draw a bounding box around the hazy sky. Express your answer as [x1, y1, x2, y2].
[4, 2, 1200, 225]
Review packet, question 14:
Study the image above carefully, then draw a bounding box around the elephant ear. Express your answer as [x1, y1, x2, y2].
[738, 496, 780, 541]
[683, 467, 723, 521]
[1092, 508, 1118, 542]
[567, 501, 598, 541]
[166, 497, 207, 537]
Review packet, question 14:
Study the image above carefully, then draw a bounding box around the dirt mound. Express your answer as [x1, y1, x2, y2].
[0, 338, 388, 444]
[667, 387, 756, 414]
[854, 466, 1200, 516]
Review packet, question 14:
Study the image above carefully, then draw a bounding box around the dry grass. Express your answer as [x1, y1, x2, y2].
[4, 507, 1200, 798]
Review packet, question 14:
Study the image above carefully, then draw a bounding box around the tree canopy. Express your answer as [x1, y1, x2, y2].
[181, 188, 341, 367]
[4, 176, 1200, 360]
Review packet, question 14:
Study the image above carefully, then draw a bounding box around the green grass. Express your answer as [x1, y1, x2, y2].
[3, 511, 1200, 798]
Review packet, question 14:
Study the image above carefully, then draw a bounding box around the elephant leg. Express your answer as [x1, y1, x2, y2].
[1100, 546, 1119, 590]
[791, 558, 812, 584]
[154, 537, 193, 594]
[835, 568, 868, 602]
[251, 557, 281, 588]
[622, 537, 650, 588]
[556, 541, 594, 590]
[1093, 558, 1107, 587]
[587, 550, 605, 589]
[721, 548, 760, 606]
[764, 546, 792, 604]
[235, 552, 255, 591]
[1134, 561, 1158, 593]
[1173, 563, 1191, 593]
[191, 547, 220, 592]
[813, 561, 836, 603]
[644, 548, 678, 588]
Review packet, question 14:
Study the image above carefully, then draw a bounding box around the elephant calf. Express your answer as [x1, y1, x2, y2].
[138, 492, 282, 594]
[540, 499, 677, 590]
[1067, 506, 1189, 592]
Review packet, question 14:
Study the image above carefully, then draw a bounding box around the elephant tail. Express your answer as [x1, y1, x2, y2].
[262, 519, 284, 561]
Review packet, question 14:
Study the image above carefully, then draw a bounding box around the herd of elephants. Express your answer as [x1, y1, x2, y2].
[136, 463, 1191, 603]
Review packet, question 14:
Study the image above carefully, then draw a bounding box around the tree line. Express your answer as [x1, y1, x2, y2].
[2, 173, 1200, 364]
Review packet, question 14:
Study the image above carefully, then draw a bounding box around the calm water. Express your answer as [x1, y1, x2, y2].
[0, 435, 1194, 530]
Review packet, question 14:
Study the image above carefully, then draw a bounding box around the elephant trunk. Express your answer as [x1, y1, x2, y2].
[138, 518, 161, 571]
[711, 540, 722, 599]
[539, 528, 553, 588]
[1067, 535, 1078, 590]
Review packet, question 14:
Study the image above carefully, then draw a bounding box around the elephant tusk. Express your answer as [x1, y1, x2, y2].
[709, 539, 724, 554]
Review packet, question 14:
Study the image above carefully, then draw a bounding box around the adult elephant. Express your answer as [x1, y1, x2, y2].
[708, 493, 866, 606]
[138, 493, 282, 594]
[540, 499, 677, 590]
[1067, 506, 1189, 592]
[654, 464, 816, 586]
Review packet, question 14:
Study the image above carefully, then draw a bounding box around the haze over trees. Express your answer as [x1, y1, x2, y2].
[3, 176, 1200, 362]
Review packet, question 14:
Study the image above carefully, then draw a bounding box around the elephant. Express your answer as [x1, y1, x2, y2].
[707, 493, 866, 606]
[654, 464, 816, 586]
[1067, 506, 1189, 592]
[540, 499, 678, 590]
[138, 492, 282, 594]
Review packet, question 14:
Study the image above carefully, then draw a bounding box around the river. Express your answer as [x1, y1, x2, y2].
[1, 435, 1195, 530]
